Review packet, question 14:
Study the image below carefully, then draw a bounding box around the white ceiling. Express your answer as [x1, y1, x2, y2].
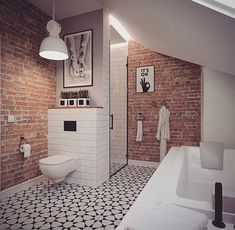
[29, 0, 235, 75]
[28, 0, 102, 19]
[100, 0, 235, 76]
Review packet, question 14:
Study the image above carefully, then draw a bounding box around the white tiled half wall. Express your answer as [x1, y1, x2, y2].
[48, 108, 109, 187]
[110, 45, 128, 165]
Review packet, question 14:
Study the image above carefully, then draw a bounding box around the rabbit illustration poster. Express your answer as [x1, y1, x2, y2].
[136, 66, 154, 93]
[63, 30, 93, 88]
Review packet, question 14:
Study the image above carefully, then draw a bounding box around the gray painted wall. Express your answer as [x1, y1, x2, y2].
[56, 9, 104, 106]
[202, 67, 235, 148]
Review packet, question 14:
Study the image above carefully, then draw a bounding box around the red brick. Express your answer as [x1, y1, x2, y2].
[128, 41, 201, 162]
[0, 0, 56, 190]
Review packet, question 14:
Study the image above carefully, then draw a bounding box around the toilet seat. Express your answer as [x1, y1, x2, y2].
[39, 155, 74, 165]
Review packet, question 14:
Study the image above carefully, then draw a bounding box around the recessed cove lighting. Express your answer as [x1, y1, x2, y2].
[110, 42, 128, 49]
[109, 15, 131, 42]
[192, 0, 235, 19]
[214, 0, 235, 9]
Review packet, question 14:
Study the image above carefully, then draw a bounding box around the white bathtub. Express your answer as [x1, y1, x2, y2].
[118, 146, 235, 230]
[176, 147, 235, 223]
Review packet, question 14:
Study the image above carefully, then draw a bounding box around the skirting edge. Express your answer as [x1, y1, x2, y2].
[128, 160, 159, 168]
[0, 175, 46, 200]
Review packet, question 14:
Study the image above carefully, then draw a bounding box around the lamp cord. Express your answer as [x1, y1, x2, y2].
[52, 0, 55, 20]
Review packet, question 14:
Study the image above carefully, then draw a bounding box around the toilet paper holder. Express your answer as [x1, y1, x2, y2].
[19, 137, 28, 153]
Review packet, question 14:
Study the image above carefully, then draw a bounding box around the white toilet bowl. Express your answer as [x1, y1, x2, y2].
[39, 155, 77, 183]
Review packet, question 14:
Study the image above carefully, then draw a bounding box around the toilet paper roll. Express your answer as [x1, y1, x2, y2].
[20, 144, 31, 158]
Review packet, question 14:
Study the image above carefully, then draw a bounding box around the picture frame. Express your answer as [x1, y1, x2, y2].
[136, 65, 155, 93]
[63, 29, 93, 88]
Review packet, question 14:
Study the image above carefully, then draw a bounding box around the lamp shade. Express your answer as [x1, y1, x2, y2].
[39, 36, 68, 60]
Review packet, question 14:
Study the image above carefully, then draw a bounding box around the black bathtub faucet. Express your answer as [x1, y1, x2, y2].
[212, 182, 225, 228]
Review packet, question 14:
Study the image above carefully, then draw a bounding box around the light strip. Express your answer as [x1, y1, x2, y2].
[213, 0, 235, 9]
[110, 42, 128, 49]
[192, 0, 235, 19]
[109, 15, 131, 41]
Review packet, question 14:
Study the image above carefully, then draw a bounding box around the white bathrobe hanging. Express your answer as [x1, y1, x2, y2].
[156, 106, 170, 162]
[136, 120, 143, 142]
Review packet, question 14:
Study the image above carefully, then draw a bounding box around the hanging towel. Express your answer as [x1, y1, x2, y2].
[156, 106, 170, 162]
[136, 120, 143, 142]
[156, 106, 170, 141]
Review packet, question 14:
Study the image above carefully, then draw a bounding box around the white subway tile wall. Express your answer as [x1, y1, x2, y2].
[98, 9, 110, 185]
[110, 45, 128, 164]
[48, 108, 107, 187]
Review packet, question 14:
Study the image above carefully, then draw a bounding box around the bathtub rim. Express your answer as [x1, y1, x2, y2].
[117, 146, 235, 229]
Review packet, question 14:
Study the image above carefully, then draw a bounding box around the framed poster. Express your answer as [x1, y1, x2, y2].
[136, 66, 154, 93]
[63, 29, 93, 88]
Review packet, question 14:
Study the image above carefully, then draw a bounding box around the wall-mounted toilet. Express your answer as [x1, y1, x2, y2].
[39, 155, 77, 183]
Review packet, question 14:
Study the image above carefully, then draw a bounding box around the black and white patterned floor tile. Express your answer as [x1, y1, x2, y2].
[0, 165, 156, 230]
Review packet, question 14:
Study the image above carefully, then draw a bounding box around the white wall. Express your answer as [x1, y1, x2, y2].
[202, 67, 235, 148]
[101, 0, 235, 76]
[48, 107, 110, 187]
[48, 108, 104, 187]
[56, 10, 104, 106]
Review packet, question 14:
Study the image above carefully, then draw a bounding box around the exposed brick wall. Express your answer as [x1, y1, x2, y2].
[0, 0, 56, 190]
[128, 41, 201, 162]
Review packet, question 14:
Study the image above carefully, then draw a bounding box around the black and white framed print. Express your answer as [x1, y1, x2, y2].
[136, 66, 154, 93]
[64, 30, 93, 88]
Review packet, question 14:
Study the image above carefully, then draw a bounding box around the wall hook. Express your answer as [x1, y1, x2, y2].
[136, 113, 144, 121]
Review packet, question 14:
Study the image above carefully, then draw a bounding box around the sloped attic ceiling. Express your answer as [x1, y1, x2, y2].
[29, 0, 235, 75]
[100, 0, 235, 76]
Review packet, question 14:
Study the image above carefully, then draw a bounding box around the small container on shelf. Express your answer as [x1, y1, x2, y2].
[68, 99, 77, 107]
[77, 89, 90, 107]
[59, 99, 68, 107]
[69, 91, 79, 107]
[59, 90, 90, 107]
[78, 98, 90, 106]
[59, 91, 70, 107]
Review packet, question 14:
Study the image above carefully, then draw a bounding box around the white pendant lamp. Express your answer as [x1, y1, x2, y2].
[39, 0, 68, 60]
